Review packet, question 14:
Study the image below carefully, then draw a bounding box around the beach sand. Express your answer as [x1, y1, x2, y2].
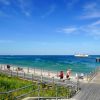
[0, 64, 88, 83]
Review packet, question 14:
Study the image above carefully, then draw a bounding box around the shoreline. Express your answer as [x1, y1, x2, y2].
[0, 64, 88, 83]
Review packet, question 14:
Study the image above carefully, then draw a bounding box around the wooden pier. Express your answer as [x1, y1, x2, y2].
[96, 58, 100, 62]
[72, 69, 100, 100]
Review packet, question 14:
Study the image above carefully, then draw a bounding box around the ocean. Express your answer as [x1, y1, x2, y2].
[0, 55, 100, 74]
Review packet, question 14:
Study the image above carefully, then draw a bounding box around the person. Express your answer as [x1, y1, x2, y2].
[59, 71, 64, 79]
[66, 69, 71, 79]
[16, 67, 23, 71]
[75, 73, 78, 79]
[79, 73, 84, 79]
[7, 65, 10, 70]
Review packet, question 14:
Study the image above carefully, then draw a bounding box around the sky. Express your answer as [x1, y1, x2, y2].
[0, 0, 100, 55]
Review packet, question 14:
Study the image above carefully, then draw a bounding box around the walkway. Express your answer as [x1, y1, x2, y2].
[72, 72, 100, 100]
[22, 73, 100, 100]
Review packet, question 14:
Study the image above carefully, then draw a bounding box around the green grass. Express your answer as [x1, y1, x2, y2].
[0, 73, 32, 92]
[0, 73, 74, 100]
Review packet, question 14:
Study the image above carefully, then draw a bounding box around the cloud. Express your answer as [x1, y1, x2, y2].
[41, 5, 56, 18]
[81, 20, 100, 40]
[91, 20, 100, 26]
[81, 2, 100, 19]
[83, 2, 97, 11]
[0, 0, 10, 5]
[84, 23, 100, 37]
[57, 20, 100, 39]
[59, 27, 78, 34]
[64, 0, 79, 9]
[0, 0, 33, 17]
[79, 20, 100, 39]
[0, 0, 11, 17]
[81, 12, 100, 19]
[82, 26, 100, 35]
[18, 0, 33, 16]
[57, 26, 80, 35]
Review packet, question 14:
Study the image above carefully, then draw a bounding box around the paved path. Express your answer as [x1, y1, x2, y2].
[72, 72, 100, 100]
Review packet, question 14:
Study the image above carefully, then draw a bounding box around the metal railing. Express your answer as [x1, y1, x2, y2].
[0, 65, 78, 88]
[0, 81, 77, 100]
[87, 67, 100, 82]
[0, 64, 79, 100]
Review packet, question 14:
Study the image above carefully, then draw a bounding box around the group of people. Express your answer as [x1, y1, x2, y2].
[58, 69, 84, 80]
[58, 69, 71, 80]
[6, 65, 23, 72]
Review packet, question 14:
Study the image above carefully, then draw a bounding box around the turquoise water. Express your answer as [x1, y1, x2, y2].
[0, 55, 100, 74]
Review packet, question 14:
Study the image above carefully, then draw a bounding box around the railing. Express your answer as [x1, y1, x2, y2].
[0, 64, 78, 87]
[0, 81, 77, 100]
[86, 67, 100, 82]
[0, 64, 79, 100]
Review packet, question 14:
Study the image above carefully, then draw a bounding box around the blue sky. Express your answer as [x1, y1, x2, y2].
[0, 0, 100, 55]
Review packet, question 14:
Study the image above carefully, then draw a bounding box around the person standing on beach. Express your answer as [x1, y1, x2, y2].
[66, 69, 71, 79]
[75, 73, 78, 79]
[59, 71, 64, 79]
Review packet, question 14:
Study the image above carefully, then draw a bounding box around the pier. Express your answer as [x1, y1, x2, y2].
[71, 67, 100, 100]
[96, 58, 100, 62]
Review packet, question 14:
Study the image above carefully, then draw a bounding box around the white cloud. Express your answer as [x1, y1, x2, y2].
[18, 0, 32, 16]
[83, 2, 97, 11]
[81, 12, 100, 19]
[41, 5, 56, 18]
[91, 20, 100, 26]
[0, 0, 11, 17]
[0, 0, 10, 5]
[81, 2, 100, 19]
[64, 0, 79, 9]
[0, 0, 33, 17]
[58, 20, 100, 39]
[60, 27, 78, 34]
[80, 21, 100, 39]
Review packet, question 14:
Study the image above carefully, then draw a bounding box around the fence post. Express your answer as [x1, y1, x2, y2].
[11, 70, 12, 77]
[32, 74, 33, 81]
[38, 83, 40, 100]
[41, 75, 43, 82]
[17, 71, 18, 77]
[34, 68, 35, 75]
[27, 67, 29, 73]
[52, 77, 54, 84]
[1, 64, 2, 70]
[4, 65, 5, 70]
[87, 74, 88, 82]
[77, 77, 79, 91]
[0, 64, 2, 69]
[41, 68, 42, 76]
[56, 84, 58, 100]
[24, 72, 25, 79]
[13, 66, 14, 71]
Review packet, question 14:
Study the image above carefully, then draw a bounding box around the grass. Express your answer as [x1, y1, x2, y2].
[0, 72, 74, 100]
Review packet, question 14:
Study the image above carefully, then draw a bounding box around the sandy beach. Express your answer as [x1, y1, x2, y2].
[0, 64, 88, 83]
